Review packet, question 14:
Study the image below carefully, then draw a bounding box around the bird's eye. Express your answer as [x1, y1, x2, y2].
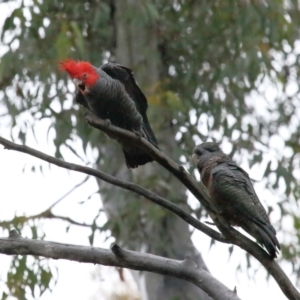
[195, 149, 203, 155]
[82, 73, 88, 79]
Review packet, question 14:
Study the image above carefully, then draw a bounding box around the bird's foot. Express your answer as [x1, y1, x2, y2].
[133, 130, 142, 139]
[85, 111, 110, 129]
[179, 165, 187, 173]
[104, 119, 111, 127]
[84, 111, 94, 124]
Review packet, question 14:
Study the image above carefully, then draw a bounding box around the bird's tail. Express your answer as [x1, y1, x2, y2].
[251, 224, 281, 258]
[122, 149, 154, 169]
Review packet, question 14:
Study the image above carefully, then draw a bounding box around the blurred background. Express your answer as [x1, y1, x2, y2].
[0, 0, 300, 299]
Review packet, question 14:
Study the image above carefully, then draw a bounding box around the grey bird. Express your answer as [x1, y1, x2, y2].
[192, 142, 280, 258]
[60, 59, 158, 168]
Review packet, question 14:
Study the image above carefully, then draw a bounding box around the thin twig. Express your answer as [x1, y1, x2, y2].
[0, 135, 226, 243]
[83, 112, 300, 300]
[0, 119, 299, 299]
[0, 210, 101, 231]
[48, 175, 90, 210]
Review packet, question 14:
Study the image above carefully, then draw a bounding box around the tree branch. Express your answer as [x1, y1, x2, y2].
[212, 217, 300, 300]
[0, 230, 240, 300]
[83, 112, 300, 300]
[0, 135, 226, 244]
[0, 118, 299, 299]
[84, 111, 217, 214]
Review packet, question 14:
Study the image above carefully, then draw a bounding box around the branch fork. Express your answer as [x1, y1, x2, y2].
[0, 114, 299, 299]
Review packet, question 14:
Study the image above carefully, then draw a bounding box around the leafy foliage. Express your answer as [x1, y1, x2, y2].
[1, 0, 300, 297]
[5, 255, 55, 300]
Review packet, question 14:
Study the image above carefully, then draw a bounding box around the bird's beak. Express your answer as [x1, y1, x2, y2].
[73, 78, 89, 93]
[191, 153, 199, 164]
[73, 78, 81, 85]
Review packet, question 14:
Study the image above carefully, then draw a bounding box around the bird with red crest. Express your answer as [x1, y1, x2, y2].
[60, 59, 158, 168]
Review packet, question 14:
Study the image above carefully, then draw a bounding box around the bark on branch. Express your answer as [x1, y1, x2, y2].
[84, 112, 217, 214]
[0, 115, 299, 299]
[83, 112, 300, 300]
[1, 230, 239, 300]
[0, 135, 225, 243]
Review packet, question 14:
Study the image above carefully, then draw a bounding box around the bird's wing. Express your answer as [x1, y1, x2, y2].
[101, 63, 158, 146]
[212, 162, 273, 230]
[101, 63, 148, 111]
